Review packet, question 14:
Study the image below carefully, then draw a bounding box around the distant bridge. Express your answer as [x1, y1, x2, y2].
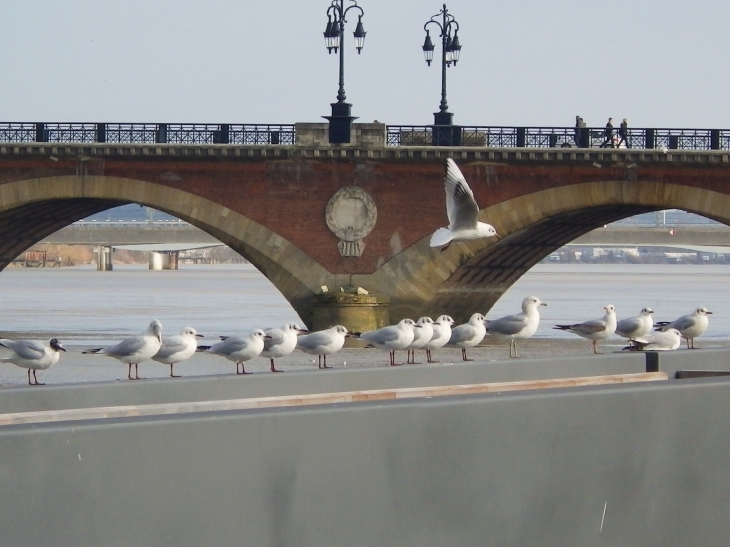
[41, 224, 219, 245]
[41, 224, 730, 249]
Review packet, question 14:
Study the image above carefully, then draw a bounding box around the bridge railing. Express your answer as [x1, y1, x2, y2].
[386, 125, 730, 150]
[2, 122, 730, 150]
[0, 123, 295, 146]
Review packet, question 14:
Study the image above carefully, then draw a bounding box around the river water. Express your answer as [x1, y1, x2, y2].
[0, 263, 727, 386]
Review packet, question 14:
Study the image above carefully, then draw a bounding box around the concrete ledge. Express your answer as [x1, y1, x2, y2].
[0, 352, 648, 414]
[646, 347, 730, 379]
[0, 372, 666, 427]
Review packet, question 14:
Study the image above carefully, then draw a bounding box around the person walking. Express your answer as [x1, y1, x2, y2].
[618, 118, 630, 148]
[574, 116, 586, 147]
[601, 117, 614, 148]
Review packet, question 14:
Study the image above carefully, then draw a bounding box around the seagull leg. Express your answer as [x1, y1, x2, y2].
[323, 355, 331, 369]
[33, 370, 45, 385]
[270, 359, 282, 373]
[170, 363, 181, 378]
[427, 349, 438, 363]
[461, 348, 473, 361]
[318, 355, 323, 369]
[135, 363, 145, 380]
[440, 241, 452, 252]
[390, 351, 401, 366]
[592, 340, 603, 354]
[128, 363, 135, 380]
[27, 369, 34, 385]
[411, 350, 421, 364]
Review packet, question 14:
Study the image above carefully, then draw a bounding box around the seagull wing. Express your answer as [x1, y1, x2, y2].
[615, 317, 641, 337]
[487, 314, 528, 336]
[666, 315, 696, 332]
[571, 320, 607, 335]
[104, 336, 149, 357]
[297, 331, 330, 351]
[1, 340, 46, 360]
[360, 326, 400, 344]
[154, 335, 188, 359]
[444, 159, 479, 231]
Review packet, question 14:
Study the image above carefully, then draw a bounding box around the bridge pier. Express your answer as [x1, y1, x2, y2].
[312, 292, 390, 335]
[95, 246, 113, 271]
[149, 251, 179, 270]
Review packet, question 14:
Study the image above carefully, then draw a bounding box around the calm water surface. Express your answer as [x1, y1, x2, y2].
[0, 262, 727, 385]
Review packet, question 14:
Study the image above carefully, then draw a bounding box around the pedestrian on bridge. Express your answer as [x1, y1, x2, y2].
[574, 116, 586, 147]
[617, 118, 630, 148]
[601, 118, 615, 148]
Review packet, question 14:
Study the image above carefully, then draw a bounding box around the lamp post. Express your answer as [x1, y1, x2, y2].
[422, 4, 462, 145]
[322, 0, 366, 144]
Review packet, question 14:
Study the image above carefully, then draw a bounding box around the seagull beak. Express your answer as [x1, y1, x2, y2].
[196, 333, 204, 338]
[298, 328, 309, 333]
[59, 345, 67, 352]
[540, 302, 547, 306]
[494, 233, 502, 239]
[264, 335, 273, 339]
[707, 311, 713, 314]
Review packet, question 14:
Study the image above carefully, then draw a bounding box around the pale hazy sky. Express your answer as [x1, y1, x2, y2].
[1, 1, 728, 128]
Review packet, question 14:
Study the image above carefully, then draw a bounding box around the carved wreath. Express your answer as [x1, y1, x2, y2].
[325, 186, 377, 256]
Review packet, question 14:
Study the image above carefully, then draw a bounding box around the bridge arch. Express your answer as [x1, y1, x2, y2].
[0, 175, 330, 325]
[374, 180, 730, 322]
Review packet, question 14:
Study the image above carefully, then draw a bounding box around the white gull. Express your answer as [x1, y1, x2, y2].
[485, 296, 546, 358]
[0, 338, 66, 385]
[83, 320, 162, 380]
[430, 158, 500, 250]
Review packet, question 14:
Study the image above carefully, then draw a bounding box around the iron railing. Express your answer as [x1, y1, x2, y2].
[1, 122, 730, 150]
[386, 125, 730, 150]
[0, 123, 295, 146]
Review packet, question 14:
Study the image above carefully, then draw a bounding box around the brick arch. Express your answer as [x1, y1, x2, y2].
[0, 175, 331, 326]
[372, 180, 730, 322]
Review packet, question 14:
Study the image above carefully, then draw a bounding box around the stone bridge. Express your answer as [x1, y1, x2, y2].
[2, 130, 730, 327]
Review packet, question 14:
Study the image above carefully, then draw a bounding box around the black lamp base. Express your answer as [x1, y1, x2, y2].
[432, 111, 460, 146]
[323, 102, 358, 144]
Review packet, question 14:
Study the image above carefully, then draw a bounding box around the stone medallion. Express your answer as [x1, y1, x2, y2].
[325, 186, 377, 257]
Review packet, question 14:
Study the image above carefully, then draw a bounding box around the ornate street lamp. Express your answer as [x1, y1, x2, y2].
[422, 4, 462, 144]
[322, 0, 366, 144]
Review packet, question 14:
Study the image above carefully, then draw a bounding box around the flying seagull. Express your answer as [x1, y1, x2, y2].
[430, 158, 500, 250]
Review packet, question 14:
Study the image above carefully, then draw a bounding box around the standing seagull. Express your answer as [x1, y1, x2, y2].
[423, 315, 455, 363]
[296, 325, 349, 369]
[448, 313, 487, 361]
[485, 296, 547, 358]
[200, 329, 270, 375]
[359, 319, 418, 366]
[83, 320, 163, 380]
[405, 317, 435, 364]
[623, 329, 682, 351]
[615, 308, 654, 341]
[261, 322, 308, 372]
[430, 158, 500, 250]
[0, 338, 66, 385]
[655, 307, 712, 349]
[554, 305, 617, 354]
[152, 327, 203, 378]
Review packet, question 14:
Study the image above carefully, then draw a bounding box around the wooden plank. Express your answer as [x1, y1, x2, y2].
[0, 372, 667, 428]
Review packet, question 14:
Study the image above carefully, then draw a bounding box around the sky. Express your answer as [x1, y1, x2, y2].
[1, 0, 729, 129]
